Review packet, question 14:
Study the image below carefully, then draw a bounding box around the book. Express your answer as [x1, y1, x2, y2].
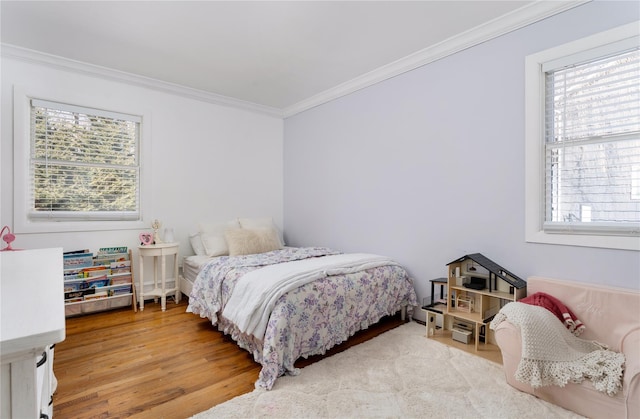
[65, 288, 95, 300]
[64, 297, 83, 303]
[109, 284, 132, 296]
[63, 252, 93, 269]
[85, 275, 110, 288]
[82, 266, 110, 278]
[64, 279, 87, 292]
[110, 273, 132, 285]
[63, 268, 86, 279]
[84, 291, 108, 300]
[63, 249, 90, 255]
[98, 247, 128, 255]
[110, 260, 131, 269]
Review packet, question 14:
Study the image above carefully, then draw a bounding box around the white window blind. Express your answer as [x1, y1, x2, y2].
[29, 99, 141, 221]
[543, 47, 640, 236]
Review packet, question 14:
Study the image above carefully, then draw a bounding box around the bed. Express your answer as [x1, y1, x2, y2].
[182, 224, 417, 390]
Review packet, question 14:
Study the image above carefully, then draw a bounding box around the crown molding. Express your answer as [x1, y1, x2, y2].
[0, 43, 284, 118]
[1, 1, 587, 120]
[282, 0, 589, 118]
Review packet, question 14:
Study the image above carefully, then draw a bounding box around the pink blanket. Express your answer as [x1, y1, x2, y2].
[519, 292, 585, 336]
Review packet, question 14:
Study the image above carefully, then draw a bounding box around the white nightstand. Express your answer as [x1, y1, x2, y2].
[137, 243, 180, 311]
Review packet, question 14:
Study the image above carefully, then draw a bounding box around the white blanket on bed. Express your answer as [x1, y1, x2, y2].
[222, 253, 399, 339]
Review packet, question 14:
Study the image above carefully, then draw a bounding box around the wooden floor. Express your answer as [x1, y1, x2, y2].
[53, 298, 403, 419]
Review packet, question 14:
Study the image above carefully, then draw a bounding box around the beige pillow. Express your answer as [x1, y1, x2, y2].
[238, 217, 285, 246]
[225, 228, 282, 256]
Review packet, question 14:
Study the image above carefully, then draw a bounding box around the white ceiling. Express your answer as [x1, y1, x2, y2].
[1, 1, 581, 115]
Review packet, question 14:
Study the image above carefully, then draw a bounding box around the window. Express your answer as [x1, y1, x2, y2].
[30, 99, 141, 221]
[13, 85, 151, 234]
[633, 165, 640, 200]
[525, 22, 640, 250]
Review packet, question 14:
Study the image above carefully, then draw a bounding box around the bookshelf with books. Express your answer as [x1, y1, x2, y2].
[63, 247, 136, 317]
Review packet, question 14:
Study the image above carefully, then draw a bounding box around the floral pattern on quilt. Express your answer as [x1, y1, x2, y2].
[187, 247, 418, 390]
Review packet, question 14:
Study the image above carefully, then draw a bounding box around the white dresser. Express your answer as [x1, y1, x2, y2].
[1, 248, 66, 418]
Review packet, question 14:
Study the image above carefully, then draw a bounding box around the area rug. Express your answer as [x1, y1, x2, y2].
[192, 321, 584, 418]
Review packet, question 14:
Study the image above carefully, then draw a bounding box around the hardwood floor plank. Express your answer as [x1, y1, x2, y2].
[126, 372, 258, 419]
[54, 298, 403, 418]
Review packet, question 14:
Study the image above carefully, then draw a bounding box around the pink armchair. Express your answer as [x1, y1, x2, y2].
[493, 276, 640, 419]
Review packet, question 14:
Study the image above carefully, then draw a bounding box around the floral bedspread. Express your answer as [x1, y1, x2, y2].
[187, 247, 418, 389]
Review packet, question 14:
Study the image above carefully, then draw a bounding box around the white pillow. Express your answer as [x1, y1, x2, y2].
[189, 232, 206, 256]
[238, 217, 284, 246]
[225, 228, 282, 256]
[198, 220, 240, 257]
[199, 219, 240, 233]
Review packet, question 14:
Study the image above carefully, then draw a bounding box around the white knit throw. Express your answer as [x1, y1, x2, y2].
[490, 302, 625, 396]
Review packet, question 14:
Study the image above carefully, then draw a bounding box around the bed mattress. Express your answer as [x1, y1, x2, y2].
[182, 255, 212, 283]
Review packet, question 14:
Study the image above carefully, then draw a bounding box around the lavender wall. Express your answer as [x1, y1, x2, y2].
[283, 0, 640, 319]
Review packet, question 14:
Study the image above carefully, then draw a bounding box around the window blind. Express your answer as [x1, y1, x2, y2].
[543, 47, 640, 235]
[29, 99, 141, 221]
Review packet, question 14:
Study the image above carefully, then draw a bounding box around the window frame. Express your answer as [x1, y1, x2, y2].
[524, 21, 640, 251]
[13, 85, 152, 234]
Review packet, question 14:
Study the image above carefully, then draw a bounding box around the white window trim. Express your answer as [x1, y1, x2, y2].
[633, 165, 640, 201]
[525, 21, 640, 251]
[13, 85, 152, 234]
